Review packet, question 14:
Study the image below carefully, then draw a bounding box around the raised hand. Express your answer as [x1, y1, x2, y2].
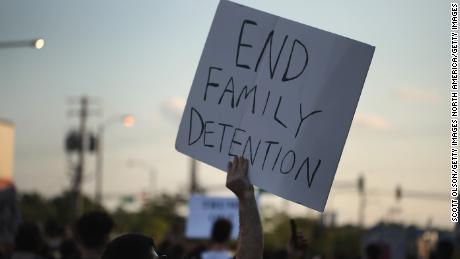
[226, 156, 254, 199]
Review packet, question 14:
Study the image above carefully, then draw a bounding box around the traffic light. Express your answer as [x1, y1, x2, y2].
[396, 185, 402, 201]
[65, 131, 98, 153]
[65, 131, 81, 152]
[89, 134, 98, 152]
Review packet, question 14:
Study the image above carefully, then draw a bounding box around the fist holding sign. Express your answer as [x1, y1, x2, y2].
[176, 0, 374, 212]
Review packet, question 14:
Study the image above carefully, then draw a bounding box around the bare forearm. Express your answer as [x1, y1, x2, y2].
[226, 157, 263, 259]
[236, 192, 263, 259]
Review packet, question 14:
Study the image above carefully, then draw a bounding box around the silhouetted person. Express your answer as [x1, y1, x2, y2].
[287, 232, 309, 259]
[12, 222, 47, 259]
[157, 221, 185, 258]
[74, 211, 114, 259]
[201, 218, 233, 259]
[156, 240, 184, 259]
[59, 239, 79, 259]
[0, 184, 20, 258]
[183, 244, 207, 259]
[101, 234, 165, 259]
[103, 157, 262, 259]
[264, 249, 287, 259]
[44, 219, 65, 259]
[434, 239, 454, 259]
[365, 243, 383, 259]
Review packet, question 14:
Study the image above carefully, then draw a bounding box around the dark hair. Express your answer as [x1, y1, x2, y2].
[101, 234, 156, 259]
[436, 239, 454, 259]
[75, 211, 114, 250]
[59, 239, 79, 259]
[45, 218, 64, 238]
[15, 222, 44, 252]
[365, 243, 382, 259]
[211, 218, 232, 243]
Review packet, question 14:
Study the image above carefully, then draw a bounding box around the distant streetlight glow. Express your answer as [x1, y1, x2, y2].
[0, 38, 46, 50]
[123, 115, 135, 128]
[94, 113, 135, 205]
[34, 38, 45, 49]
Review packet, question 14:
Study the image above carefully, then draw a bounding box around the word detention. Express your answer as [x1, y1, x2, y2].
[187, 19, 323, 188]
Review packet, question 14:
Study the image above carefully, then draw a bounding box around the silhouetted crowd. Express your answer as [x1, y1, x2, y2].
[0, 157, 458, 259]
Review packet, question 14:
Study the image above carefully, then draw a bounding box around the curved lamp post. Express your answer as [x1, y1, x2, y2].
[0, 38, 45, 50]
[95, 114, 134, 205]
[126, 159, 157, 199]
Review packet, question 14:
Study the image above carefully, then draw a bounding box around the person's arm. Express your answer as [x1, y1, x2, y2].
[287, 232, 309, 259]
[226, 156, 263, 259]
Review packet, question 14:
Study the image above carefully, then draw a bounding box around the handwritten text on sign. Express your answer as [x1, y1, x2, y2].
[176, 0, 375, 212]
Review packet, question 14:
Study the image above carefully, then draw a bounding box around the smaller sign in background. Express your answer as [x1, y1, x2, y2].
[186, 194, 240, 240]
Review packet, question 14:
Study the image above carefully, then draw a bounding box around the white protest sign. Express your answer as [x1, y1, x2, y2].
[186, 194, 239, 240]
[176, 0, 375, 212]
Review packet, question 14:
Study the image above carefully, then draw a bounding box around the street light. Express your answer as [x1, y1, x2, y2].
[94, 114, 135, 205]
[126, 159, 157, 199]
[34, 39, 45, 49]
[0, 38, 45, 50]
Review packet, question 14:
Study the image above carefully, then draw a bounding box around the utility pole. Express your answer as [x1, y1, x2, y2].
[66, 96, 98, 221]
[95, 125, 104, 205]
[329, 176, 368, 227]
[357, 175, 366, 227]
[190, 159, 201, 194]
[71, 96, 88, 220]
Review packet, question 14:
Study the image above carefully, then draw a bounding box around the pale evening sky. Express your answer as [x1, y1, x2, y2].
[0, 0, 449, 228]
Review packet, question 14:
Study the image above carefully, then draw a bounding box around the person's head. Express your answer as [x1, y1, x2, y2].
[365, 243, 382, 259]
[15, 222, 44, 253]
[210, 218, 232, 245]
[59, 239, 79, 259]
[101, 234, 165, 259]
[45, 218, 64, 238]
[44, 218, 65, 249]
[435, 239, 454, 259]
[74, 211, 114, 252]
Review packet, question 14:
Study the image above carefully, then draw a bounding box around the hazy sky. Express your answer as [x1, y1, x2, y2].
[0, 0, 450, 228]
